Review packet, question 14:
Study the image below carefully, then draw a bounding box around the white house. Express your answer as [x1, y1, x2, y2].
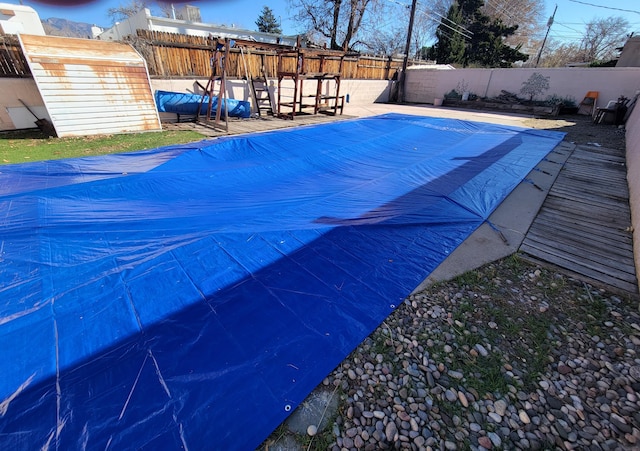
[0, 2, 45, 35]
[98, 6, 297, 47]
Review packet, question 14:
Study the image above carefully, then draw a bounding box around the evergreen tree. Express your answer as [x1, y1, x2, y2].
[430, 0, 528, 68]
[256, 6, 282, 34]
[429, 2, 466, 65]
[466, 14, 528, 67]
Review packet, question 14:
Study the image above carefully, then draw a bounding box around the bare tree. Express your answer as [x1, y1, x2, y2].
[415, 0, 454, 42]
[358, 0, 406, 55]
[107, 0, 149, 23]
[411, 5, 438, 59]
[361, 25, 405, 56]
[156, 1, 176, 19]
[355, 0, 452, 57]
[483, 0, 543, 30]
[536, 41, 583, 67]
[483, 0, 544, 53]
[289, 0, 378, 51]
[580, 16, 630, 62]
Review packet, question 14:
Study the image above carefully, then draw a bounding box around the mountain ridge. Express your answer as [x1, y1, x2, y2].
[42, 17, 105, 39]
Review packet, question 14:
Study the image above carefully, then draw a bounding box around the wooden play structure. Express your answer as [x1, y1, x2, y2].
[276, 45, 347, 119]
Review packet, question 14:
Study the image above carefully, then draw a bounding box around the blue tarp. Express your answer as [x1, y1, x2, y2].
[155, 89, 252, 118]
[0, 114, 564, 449]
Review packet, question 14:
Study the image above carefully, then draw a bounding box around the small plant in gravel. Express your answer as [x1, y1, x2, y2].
[368, 333, 389, 356]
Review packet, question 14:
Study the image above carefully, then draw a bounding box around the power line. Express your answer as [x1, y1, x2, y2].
[555, 22, 583, 34]
[417, 2, 474, 37]
[419, 2, 473, 35]
[484, 0, 519, 24]
[567, 0, 640, 15]
[424, 12, 473, 40]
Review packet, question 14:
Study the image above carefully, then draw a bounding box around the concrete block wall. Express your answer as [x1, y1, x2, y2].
[405, 67, 640, 110]
[150, 78, 391, 107]
[625, 102, 640, 294]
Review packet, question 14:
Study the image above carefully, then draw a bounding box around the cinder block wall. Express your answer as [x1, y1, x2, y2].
[150, 78, 391, 108]
[405, 67, 640, 109]
[625, 102, 640, 295]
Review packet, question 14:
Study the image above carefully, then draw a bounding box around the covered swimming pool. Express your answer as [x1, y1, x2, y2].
[0, 113, 565, 449]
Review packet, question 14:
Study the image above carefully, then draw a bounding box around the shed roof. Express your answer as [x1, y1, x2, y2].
[19, 34, 161, 137]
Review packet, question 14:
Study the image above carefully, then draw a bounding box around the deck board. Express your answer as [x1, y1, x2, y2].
[520, 144, 638, 295]
[162, 114, 353, 137]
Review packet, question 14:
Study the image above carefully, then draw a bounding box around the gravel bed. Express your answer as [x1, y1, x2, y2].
[266, 256, 639, 450]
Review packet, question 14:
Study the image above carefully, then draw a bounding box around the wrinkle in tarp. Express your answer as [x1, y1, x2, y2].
[0, 114, 565, 449]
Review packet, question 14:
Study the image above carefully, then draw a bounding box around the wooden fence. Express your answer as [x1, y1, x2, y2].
[0, 35, 30, 77]
[129, 30, 406, 80]
[0, 30, 407, 80]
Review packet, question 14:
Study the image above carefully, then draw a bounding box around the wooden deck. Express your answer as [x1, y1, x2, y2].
[162, 113, 352, 138]
[520, 143, 638, 295]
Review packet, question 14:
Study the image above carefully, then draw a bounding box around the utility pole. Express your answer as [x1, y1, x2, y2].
[398, 0, 418, 103]
[535, 4, 557, 67]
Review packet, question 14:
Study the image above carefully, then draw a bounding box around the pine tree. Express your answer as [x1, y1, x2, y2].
[430, 0, 528, 68]
[467, 14, 528, 67]
[429, 2, 466, 65]
[255, 6, 282, 34]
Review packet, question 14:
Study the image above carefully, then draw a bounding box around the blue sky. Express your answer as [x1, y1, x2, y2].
[545, 0, 640, 42]
[20, 0, 295, 32]
[13, 0, 640, 43]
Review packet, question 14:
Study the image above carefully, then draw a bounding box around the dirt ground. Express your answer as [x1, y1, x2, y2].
[523, 113, 627, 151]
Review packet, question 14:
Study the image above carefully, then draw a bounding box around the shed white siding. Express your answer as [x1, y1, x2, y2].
[19, 34, 161, 138]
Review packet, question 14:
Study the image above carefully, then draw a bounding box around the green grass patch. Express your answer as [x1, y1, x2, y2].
[453, 270, 485, 287]
[371, 332, 390, 356]
[439, 259, 558, 394]
[466, 353, 510, 396]
[515, 313, 553, 388]
[0, 129, 206, 165]
[504, 253, 525, 271]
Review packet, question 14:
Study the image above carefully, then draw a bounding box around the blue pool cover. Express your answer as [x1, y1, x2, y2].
[0, 114, 564, 449]
[155, 90, 252, 118]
